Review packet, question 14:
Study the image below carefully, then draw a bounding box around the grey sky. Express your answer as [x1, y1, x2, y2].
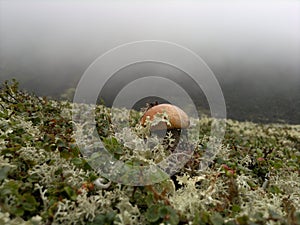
[0, 0, 299, 96]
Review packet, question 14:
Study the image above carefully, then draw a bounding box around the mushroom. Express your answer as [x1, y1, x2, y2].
[94, 177, 111, 189]
[140, 103, 190, 151]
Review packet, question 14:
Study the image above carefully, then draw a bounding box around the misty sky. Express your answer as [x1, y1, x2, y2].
[0, 0, 299, 100]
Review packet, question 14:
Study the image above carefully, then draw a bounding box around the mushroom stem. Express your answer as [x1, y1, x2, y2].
[165, 129, 180, 151]
[163, 128, 188, 152]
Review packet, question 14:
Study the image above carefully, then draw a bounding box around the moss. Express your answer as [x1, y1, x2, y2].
[0, 80, 300, 224]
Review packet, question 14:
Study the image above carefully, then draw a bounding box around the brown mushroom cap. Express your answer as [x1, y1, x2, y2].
[140, 104, 190, 131]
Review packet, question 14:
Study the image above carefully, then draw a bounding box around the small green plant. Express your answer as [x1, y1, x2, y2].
[0, 80, 299, 224]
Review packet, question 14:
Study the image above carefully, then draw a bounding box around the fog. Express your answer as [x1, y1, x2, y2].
[0, 0, 299, 123]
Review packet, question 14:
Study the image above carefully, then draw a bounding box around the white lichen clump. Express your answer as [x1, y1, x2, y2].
[0, 89, 300, 225]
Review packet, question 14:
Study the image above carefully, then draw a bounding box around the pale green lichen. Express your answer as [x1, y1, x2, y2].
[0, 80, 300, 224]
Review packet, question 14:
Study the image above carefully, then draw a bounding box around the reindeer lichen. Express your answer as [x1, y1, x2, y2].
[0, 80, 300, 224]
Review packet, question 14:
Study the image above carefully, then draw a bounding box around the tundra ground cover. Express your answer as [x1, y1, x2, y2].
[0, 80, 299, 224]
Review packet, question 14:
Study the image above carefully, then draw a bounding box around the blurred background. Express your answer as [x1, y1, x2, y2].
[0, 0, 299, 124]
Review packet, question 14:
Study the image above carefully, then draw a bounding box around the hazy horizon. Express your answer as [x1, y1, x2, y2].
[0, 0, 299, 123]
